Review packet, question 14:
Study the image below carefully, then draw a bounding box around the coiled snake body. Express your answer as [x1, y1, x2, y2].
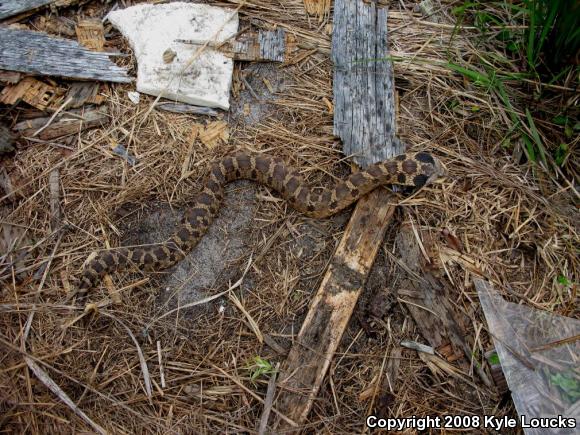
[77, 151, 445, 297]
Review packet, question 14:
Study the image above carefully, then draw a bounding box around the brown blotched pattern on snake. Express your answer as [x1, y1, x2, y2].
[77, 151, 445, 296]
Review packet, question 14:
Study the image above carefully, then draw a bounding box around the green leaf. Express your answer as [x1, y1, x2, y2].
[522, 134, 537, 162]
[555, 143, 569, 166]
[552, 115, 568, 126]
[550, 372, 580, 402]
[488, 353, 500, 365]
[557, 274, 570, 286]
[443, 62, 491, 87]
[249, 356, 274, 381]
[525, 108, 547, 164]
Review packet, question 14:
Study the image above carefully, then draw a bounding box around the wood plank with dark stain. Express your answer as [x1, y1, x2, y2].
[274, 189, 396, 427]
[273, 1, 404, 430]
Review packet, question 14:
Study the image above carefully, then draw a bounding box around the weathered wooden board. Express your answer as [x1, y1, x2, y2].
[0, 27, 131, 83]
[274, 189, 396, 427]
[273, 0, 402, 430]
[220, 29, 293, 62]
[14, 107, 108, 140]
[0, 0, 55, 20]
[395, 224, 492, 387]
[331, 0, 403, 167]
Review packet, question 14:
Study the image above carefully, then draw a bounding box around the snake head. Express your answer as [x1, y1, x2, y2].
[412, 152, 447, 187]
[427, 155, 448, 185]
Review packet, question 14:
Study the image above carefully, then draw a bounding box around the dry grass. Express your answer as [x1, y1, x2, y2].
[1, 0, 577, 433]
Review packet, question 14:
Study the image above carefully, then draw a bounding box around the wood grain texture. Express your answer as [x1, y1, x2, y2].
[0, 27, 130, 83]
[0, 0, 55, 20]
[222, 29, 287, 62]
[274, 189, 396, 428]
[273, 1, 403, 430]
[395, 225, 492, 387]
[14, 107, 108, 140]
[331, 0, 403, 167]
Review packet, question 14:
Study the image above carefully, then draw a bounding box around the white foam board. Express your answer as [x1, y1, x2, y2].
[107, 2, 239, 110]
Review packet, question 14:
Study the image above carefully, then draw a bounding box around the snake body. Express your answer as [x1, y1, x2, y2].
[77, 151, 444, 296]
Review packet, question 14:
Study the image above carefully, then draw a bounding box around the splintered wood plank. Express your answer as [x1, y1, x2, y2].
[331, 0, 403, 167]
[0, 27, 130, 83]
[273, 1, 402, 430]
[394, 224, 492, 387]
[0, 77, 63, 110]
[0, 0, 55, 20]
[75, 19, 106, 52]
[13, 107, 108, 140]
[275, 189, 395, 426]
[220, 29, 295, 62]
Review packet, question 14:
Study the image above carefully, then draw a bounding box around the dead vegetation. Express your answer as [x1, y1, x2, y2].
[0, 0, 577, 433]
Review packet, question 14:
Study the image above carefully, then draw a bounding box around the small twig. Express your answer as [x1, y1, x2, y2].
[25, 358, 107, 435]
[100, 311, 153, 400]
[157, 340, 166, 389]
[258, 362, 280, 435]
[147, 255, 253, 327]
[32, 97, 73, 137]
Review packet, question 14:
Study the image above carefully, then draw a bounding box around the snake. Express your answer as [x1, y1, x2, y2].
[76, 151, 445, 297]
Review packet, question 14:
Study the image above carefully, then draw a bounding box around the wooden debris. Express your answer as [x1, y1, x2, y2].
[274, 1, 404, 429]
[0, 27, 131, 83]
[111, 143, 137, 166]
[220, 29, 296, 62]
[331, 0, 403, 167]
[199, 121, 229, 149]
[75, 19, 105, 52]
[485, 350, 508, 393]
[0, 0, 56, 21]
[0, 77, 63, 110]
[155, 102, 219, 116]
[13, 107, 108, 140]
[394, 224, 492, 387]
[0, 70, 22, 84]
[0, 124, 15, 154]
[34, 15, 77, 37]
[0, 165, 32, 202]
[49, 169, 61, 231]
[275, 190, 396, 427]
[66, 82, 104, 108]
[257, 362, 280, 435]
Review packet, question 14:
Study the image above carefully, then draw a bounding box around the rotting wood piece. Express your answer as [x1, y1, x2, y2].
[0, 27, 130, 83]
[0, 77, 64, 110]
[220, 29, 295, 62]
[13, 107, 108, 140]
[66, 82, 104, 108]
[394, 224, 492, 387]
[75, 19, 105, 52]
[0, 70, 22, 84]
[274, 189, 396, 428]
